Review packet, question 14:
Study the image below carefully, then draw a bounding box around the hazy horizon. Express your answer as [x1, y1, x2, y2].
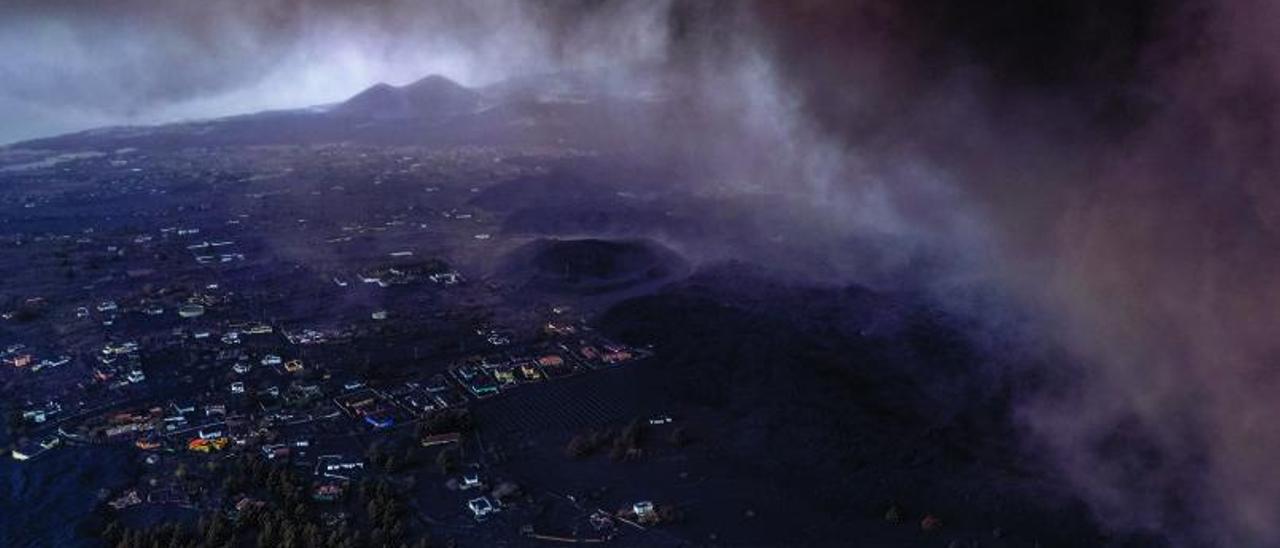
[9, 1, 1280, 545]
[0, 0, 672, 144]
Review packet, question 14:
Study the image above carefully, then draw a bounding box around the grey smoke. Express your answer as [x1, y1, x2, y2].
[7, 1, 1280, 545]
[0, 0, 676, 143]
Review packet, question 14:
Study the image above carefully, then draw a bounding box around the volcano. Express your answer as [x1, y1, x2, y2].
[495, 237, 688, 295]
[331, 74, 482, 120]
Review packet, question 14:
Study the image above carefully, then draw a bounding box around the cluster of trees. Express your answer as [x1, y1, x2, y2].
[219, 455, 307, 508]
[435, 445, 462, 475]
[364, 440, 425, 474]
[610, 419, 646, 460]
[363, 407, 474, 475]
[565, 419, 648, 460]
[668, 426, 689, 448]
[85, 392, 485, 547]
[361, 481, 409, 545]
[564, 428, 612, 458]
[4, 410, 27, 438]
[416, 407, 472, 437]
[9, 300, 44, 322]
[0, 293, 46, 322]
[414, 408, 471, 474]
[101, 504, 438, 548]
[102, 521, 204, 548]
[52, 248, 73, 279]
[566, 420, 694, 460]
[102, 463, 441, 548]
[248, 507, 338, 548]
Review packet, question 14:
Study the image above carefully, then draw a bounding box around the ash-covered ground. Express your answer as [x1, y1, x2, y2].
[0, 69, 1171, 548]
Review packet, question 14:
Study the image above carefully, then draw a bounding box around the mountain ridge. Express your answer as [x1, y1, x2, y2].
[0, 69, 676, 152]
[330, 74, 482, 119]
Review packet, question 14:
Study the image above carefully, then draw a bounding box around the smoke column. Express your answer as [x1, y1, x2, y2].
[7, 1, 1280, 543]
[703, 1, 1280, 544]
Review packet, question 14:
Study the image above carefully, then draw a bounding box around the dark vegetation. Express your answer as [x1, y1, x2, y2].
[563, 418, 649, 461]
[98, 456, 437, 548]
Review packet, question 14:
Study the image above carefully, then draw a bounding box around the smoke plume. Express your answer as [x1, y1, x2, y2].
[8, 0, 1280, 544]
[703, 1, 1280, 544]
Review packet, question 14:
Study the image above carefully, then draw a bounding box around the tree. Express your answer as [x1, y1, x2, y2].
[221, 474, 240, 494]
[280, 521, 299, 548]
[620, 419, 645, 449]
[608, 443, 627, 461]
[419, 408, 472, 436]
[657, 505, 682, 524]
[435, 446, 460, 474]
[257, 520, 276, 547]
[565, 434, 592, 458]
[303, 524, 321, 547]
[365, 444, 386, 469]
[102, 521, 124, 546]
[204, 515, 226, 546]
[668, 427, 689, 447]
[402, 446, 421, 469]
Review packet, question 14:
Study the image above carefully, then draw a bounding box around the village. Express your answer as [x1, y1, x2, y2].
[10, 310, 658, 535]
[0, 144, 692, 547]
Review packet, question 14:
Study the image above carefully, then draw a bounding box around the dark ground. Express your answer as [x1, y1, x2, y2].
[0, 73, 1172, 547]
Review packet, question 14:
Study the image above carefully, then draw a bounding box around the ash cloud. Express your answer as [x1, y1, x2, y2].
[0, 0, 676, 143]
[626, 1, 1280, 544]
[697, 1, 1280, 545]
[9, 0, 1280, 544]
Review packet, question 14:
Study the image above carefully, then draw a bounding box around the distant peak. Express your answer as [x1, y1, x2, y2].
[410, 74, 454, 86]
[404, 74, 467, 91]
[335, 74, 479, 119]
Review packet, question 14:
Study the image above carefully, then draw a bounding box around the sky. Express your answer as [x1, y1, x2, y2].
[0, 0, 677, 144]
[7, 1, 1280, 545]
